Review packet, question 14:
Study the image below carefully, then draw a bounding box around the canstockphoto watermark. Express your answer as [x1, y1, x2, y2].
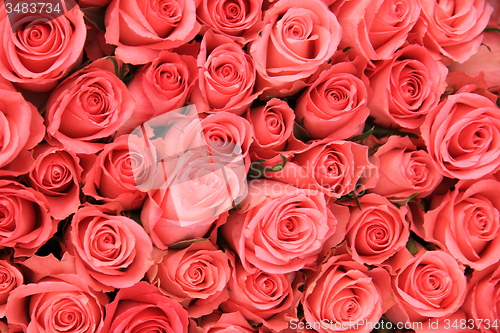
[288, 319, 424, 331]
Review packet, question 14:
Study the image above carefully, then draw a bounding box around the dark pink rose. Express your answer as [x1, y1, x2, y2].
[45, 58, 135, 154]
[0, 259, 23, 317]
[249, 0, 341, 97]
[369, 136, 442, 199]
[420, 92, 500, 179]
[368, 44, 448, 129]
[27, 144, 83, 220]
[0, 1, 86, 92]
[102, 281, 188, 333]
[147, 240, 231, 318]
[104, 0, 200, 64]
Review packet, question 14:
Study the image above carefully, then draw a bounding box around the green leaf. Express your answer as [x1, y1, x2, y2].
[485, 28, 500, 33]
[107, 57, 120, 77]
[354, 195, 362, 211]
[406, 237, 418, 255]
[264, 154, 287, 172]
[169, 238, 207, 249]
[350, 126, 374, 141]
[81, 6, 107, 32]
[407, 192, 419, 202]
[343, 46, 354, 52]
[481, 43, 492, 52]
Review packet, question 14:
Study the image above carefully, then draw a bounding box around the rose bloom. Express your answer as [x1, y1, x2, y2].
[83, 135, 157, 211]
[27, 144, 83, 220]
[45, 57, 135, 154]
[368, 44, 448, 129]
[266, 140, 378, 199]
[0, 0, 86, 92]
[302, 252, 393, 333]
[197, 0, 263, 44]
[412, 178, 500, 270]
[421, 92, 500, 179]
[369, 136, 443, 199]
[191, 31, 260, 115]
[0, 260, 23, 318]
[295, 59, 370, 140]
[147, 240, 231, 318]
[0, 180, 55, 257]
[249, 0, 341, 97]
[104, 0, 200, 64]
[414, 0, 493, 63]
[119, 51, 198, 135]
[102, 281, 188, 333]
[328, 0, 420, 63]
[385, 249, 467, 324]
[192, 312, 258, 333]
[221, 179, 347, 274]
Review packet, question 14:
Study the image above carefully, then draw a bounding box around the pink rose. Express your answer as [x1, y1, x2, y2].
[412, 178, 500, 270]
[196, 0, 263, 44]
[191, 31, 260, 115]
[420, 92, 500, 179]
[369, 136, 443, 199]
[83, 135, 157, 211]
[301, 252, 393, 333]
[193, 312, 257, 333]
[45, 58, 135, 154]
[295, 59, 370, 140]
[329, 0, 420, 62]
[27, 144, 83, 220]
[104, 0, 200, 64]
[249, 0, 341, 97]
[0, 0, 86, 92]
[102, 281, 188, 333]
[147, 240, 231, 318]
[368, 44, 448, 129]
[0, 259, 23, 317]
[385, 249, 467, 324]
[221, 179, 347, 274]
[414, 0, 493, 63]
[118, 51, 198, 135]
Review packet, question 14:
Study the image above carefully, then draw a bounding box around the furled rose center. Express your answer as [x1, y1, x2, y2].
[397, 66, 425, 106]
[25, 24, 51, 48]
[254, 273, 278, 297]
[322, 79, 354, 111]
[437, 0, 455, 17]
[156, 0, 182, 24]
[278, 8, 317, 60]
[156, 64, 182, 90]
[334, 297, 361, 321]
[50, 297, 88, 333]
[415, 265, 452, 307]
[222, 0, 244, 23]
[0, 266, 14, 288]
[406, 154, 429, 185]
[462, 196, 499, 241]
[90, 224, 122, 261]
[265, 111, 283, 135]
[78, 84, 115, 125]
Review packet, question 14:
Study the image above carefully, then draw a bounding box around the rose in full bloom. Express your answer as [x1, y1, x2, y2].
[414, 0, 493, 63]
[249, 0, 341, 97]
[0, 0, 86, 92]
[420, 92, 500, 179]
[27, 144, 83, 220]
[0, 260, 23, 318]
[45, 58, 135, 154]
[104, 0, 200, 64]
[385, 249, 467, 324]
[301, 252, 393, 333]
[368, 44, 448, 129]
[191, 312, 258, 333]
[191, 31, 260, 115]
[221, 179, 347, 274]
[295, 59, 370, 140]
[369, 136, 443, 199]
[102, 281, 188, 333]
[412, 178, 500, 270]
[328, 0, 420, 63]
[345, 193, 410, 265]
[65, 204, 153, 292]
[83, 135, 157, 211]
[147, 240, 231, 318]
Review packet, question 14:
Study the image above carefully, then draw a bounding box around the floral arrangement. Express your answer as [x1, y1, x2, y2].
[0, 0, 498, 332]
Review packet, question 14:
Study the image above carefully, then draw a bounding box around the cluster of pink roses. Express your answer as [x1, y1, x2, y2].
[0, 0, 499, 332]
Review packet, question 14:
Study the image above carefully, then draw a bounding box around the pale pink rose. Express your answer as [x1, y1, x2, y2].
[45, 58, 135, 154]
[448, 32, 500, 94]
[295, 58, 370, 140]
[104, 0, 200, 64]
[0, 1, 86, 92]
[0, 260, 23, 318]
[368, 44, 448, 129]
[221, 179, 347, 274]
[412, 178, 500, 270]
[329, 0, 420, 63]
[118, 51, 198, 135]
[414, 0, 493, 63]
[369, 136, 442, 199]
[420, 92, 500, 179]
[266, 140, 378, 199]
[384, 249, 467, 324]
[83, 135, 157, 211]
[27, 144, 83, 220]
[147, 240, 231, 318]
[302, 252, 393, 333]
[249, 0, 341, 97]
[197, 0, 263, 44]
[191, 31, 260, 115]
[102, 281, 188, 333]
